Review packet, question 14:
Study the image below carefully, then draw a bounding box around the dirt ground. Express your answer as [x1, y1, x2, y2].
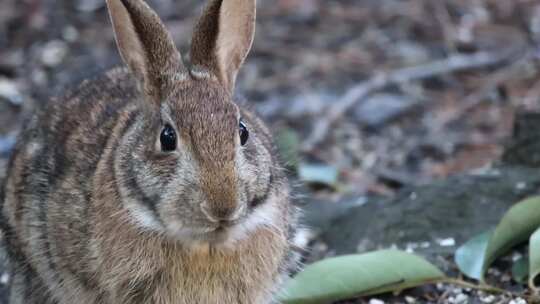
[1, 0, 540, 303]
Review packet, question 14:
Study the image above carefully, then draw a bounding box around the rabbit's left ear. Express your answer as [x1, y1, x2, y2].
[190, 0, 256, 93]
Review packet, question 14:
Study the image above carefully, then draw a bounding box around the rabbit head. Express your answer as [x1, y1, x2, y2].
[105, 0, 279, 246]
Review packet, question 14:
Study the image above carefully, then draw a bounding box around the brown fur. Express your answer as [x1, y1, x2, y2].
[191, 0, 256, 92]
[0, 0, 303, 303]
[107, 0, 185, 103]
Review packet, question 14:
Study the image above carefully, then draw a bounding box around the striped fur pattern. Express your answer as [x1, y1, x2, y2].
[0, 0, 303, 303]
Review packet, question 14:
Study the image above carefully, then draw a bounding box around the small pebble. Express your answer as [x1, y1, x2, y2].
[0, 136, 16, 155]
[75, 0, 105, 12]
[31, 68, 48, 86]
[41, 40, 68, 67]
[515, 182, 527, 190]
[480, 294, 496, 303]
[369, 299, 385, 304]
[512, 252, 523, 262]
[419, 241, 430, 248]
[0, 273, 9, 285]
[509, 298, 527, 304]
[0, 78, 23, 105]
[62, 26, 79, 42]
[437, 238, 456, 247]
[449, 293, 468, 304]
[405, 296, 417, 303]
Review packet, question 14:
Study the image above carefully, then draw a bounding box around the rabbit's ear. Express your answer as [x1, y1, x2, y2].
[190, 0, 256, 93]
[106, 0, 185, 103]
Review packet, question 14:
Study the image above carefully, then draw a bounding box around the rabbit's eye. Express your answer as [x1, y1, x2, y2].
[160, 124, 177, 152]
[239, 120, 249, 146]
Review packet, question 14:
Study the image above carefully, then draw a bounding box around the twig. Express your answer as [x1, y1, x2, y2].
[437, 288, 452, 304]
[444, 53, 535, 126]
[441, 278, 510, 295]
[523, 79, 540, 109]
[302, 49, 524, 152]
[431, 0, 457, 52]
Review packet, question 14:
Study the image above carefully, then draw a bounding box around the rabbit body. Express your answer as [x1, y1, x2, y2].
[1, 0, 301, 303]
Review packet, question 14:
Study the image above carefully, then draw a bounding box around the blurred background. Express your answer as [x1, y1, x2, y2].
[1, 0, 540, 192]
[1, 0, 540, 302]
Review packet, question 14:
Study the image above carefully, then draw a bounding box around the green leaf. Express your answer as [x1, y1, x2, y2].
[455, 197, 540, 282]
[482, 196, 540, 280]
[276, 128, 301, 171]
[512, 256, 529, 284]
[529, 227, 540, 290]
[455, 229, 493, 280]
[298, 163, 339, 187]
[279, 249, 445, 304]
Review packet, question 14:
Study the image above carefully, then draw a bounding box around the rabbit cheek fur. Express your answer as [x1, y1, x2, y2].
[0, 0, 303, 303]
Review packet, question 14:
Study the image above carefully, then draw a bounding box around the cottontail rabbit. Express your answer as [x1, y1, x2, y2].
[0, 0, 303, 303]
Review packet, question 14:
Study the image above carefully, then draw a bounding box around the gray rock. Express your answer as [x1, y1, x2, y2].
[304, 166, 540, 265]
[0, 136, 15, 157]
[389, 42, 431, 66]
[354, 93, 419, 127]
[502, 111, 540, 167]
[75, 0, 105, 12]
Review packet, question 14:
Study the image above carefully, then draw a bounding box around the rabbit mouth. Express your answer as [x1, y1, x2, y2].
[187, 228, 236, 246]
[204, 223, 240, 242]
[164, 215, 256, 246]
[167, 224, 236, 245]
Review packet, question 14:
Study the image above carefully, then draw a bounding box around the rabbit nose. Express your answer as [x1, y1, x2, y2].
[201, 204, 243, 223]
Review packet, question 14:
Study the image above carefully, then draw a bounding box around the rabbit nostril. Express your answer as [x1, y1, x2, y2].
[218, 219, 236, 228]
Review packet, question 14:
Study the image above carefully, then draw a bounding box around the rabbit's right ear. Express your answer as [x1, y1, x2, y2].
[106, 0, 185, 104]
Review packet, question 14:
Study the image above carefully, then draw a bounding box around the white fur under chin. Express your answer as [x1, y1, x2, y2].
[178, 197, 280, 250]
[123, 191, 282, 251]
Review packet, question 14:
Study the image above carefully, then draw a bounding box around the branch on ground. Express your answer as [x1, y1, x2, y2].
[302, 46, 530, 152]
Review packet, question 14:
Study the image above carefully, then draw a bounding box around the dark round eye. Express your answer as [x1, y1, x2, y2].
[239, 120, 249, 146]
[160, 124, 177, 152]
